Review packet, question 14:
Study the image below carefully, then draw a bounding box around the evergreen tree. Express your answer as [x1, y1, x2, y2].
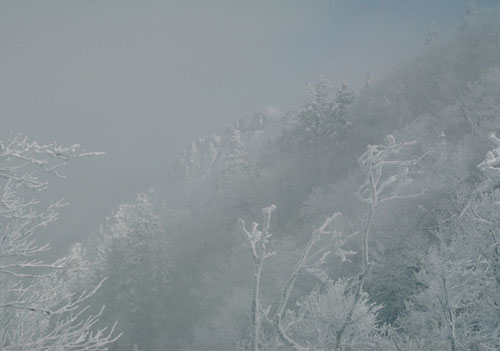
[217, 127, 250, 187]
[92, 192, 169, 350]
[298, 77, 334, 141]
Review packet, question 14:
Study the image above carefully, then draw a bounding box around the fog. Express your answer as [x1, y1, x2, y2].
[2, 1, 500, 350]
[1, 0, 474, 245]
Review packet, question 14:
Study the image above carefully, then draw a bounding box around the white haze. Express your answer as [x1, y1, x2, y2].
[0, 0, 481, 247]
[3, 1, 500, 350]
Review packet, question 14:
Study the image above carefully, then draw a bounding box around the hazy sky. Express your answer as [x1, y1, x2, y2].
[0, 0, 493, 248]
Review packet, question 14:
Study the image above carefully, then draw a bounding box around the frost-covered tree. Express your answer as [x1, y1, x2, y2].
[399, 242, 500, 351]
[150, 6, 500, 348]
[91, 191, 169, 350]
[395, 133, 500, 351]
[282, 280, 389, 351]
[218, 127, 250, 186]
[297, 78, 354, 142]
[312, 135, 429, 349]
[461, 131, 500, 217]
[357, 135, 429, 272]
[330, 83, 355, 133]
[239, 205, 277, 351]
[0, 133, 118, 350]
[298, 77, 333, 140]
[176, 135, 221, 182]
[239, 207, 389, 351]
[237, 135, 430, 351]
[397, 208, 500, 351]
[460, 66, 500, 136]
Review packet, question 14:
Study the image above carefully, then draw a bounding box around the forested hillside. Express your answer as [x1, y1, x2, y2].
[3, 4, 500, 351]
[85, 5, 500, 350]
[79, 6, 500, 350]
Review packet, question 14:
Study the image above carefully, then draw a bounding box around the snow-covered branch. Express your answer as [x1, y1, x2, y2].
[461, 131, 500, 218]
[357, 135, 429, 211]
[240, 207, 356, 351]
[0, 134, 118, 350]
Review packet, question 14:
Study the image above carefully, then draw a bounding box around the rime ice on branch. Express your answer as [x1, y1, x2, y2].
[0, 133, 119, 351]
[357, 134, 430, 268]
[461, 131, 500, 218]
[240, 206, 357, 351]
[478, 132, 500, 186]
[239, 205, 276, 351]
[331, 135, 429, 350]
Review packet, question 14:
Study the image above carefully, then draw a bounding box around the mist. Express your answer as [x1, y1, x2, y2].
[2, 1, 500, 350]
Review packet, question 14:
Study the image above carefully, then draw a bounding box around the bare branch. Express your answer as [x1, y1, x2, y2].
[0, 134, 117, 350]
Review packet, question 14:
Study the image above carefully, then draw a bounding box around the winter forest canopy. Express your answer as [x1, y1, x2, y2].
[2, 1, 500, 351]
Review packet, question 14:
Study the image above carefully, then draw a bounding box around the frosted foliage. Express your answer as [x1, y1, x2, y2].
[0, 134, 118, 350]
[356, 135, 429, 271]
[177, 135, 221, 181]
[239, 206, 389, 351]
[3, 6, 499, 350]
[395, 132, 500, 351]
[298, 78, 354, 139]
[462, 131, 500, 218]
[334, 84, 355, 125]
[357, 135, 429, 209]
[283, 281, 386, 351]
[299, 77, 333, 137]
[219, 128, 249, 181]
[461, 67, 500, 133]
[91, 190, 169, 351]
[478, 132, 500, 184]
[174, 108, 281, 186]
[400, 243, 500, 351]
[98, 192, 163, 260]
